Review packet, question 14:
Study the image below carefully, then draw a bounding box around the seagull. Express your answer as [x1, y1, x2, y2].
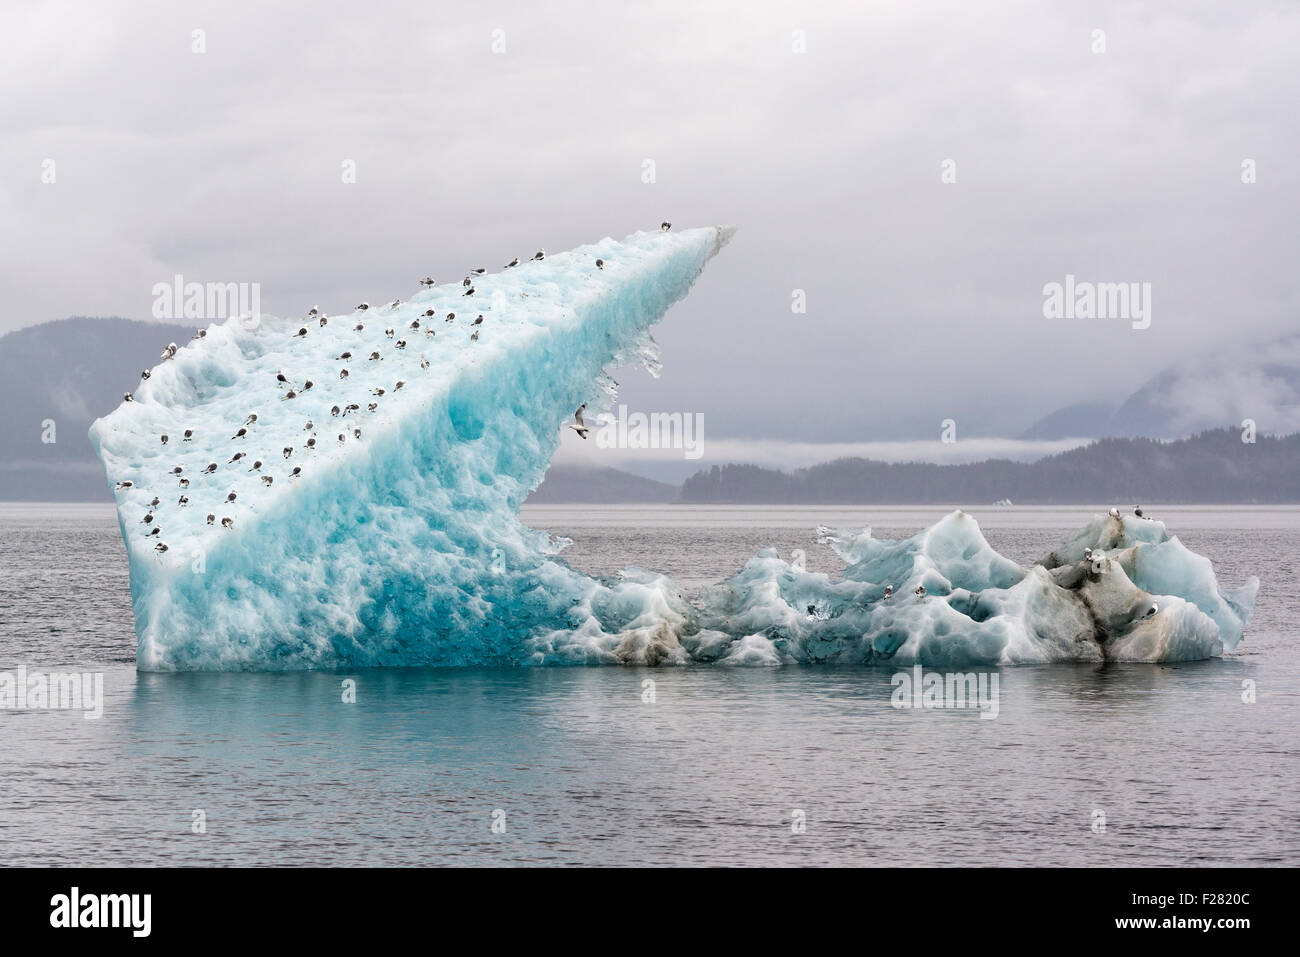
[123, 393, 134, 402]
[276, 372, 288, 386]
[146, 525, 161, 536]
[388, 300, 401, 310]
[463, 287, 475, 296]
[1084, 547, 1093, 561]
[340, 369, 350, 379]
[338, 433, 346, 443]
[282, 389, 297, 401]
[569, 404, 589, 439]
[372, 387, 385, 396]
[331, 405, 341, 417]
[396, 339, 406, 349]
[192, 329, 206, 341]
[882, 584, 893, 599]
[305, 438, 316, 450]
[178, 478, 189, 489]
[660, 222, 671, 231]
[394, 380, 405, 390]
[472, 315, 484, 325]
[419, 277, 435, 286]
[914, 585, 927, 598]
[1143, 602, 1159, 619]
[154, 542, 168, 552]
[367, 402, 378, 412]
[319, 316, 328, 327]
[183, 430, 194, 442]
[410, 319, 421, 330]
[353, 428, 361, 440]
[385, 328, 394, 339]
[225, 492, 238, 503]
[148, 497, 160, 507]
[229, 452, 245, 464]
[1134, 505, 1145, 519]
[470, 330, 479, 341]
[356, 302, 370, 311]
[221, 517, 233, 529]
[596, 259, 604, 269]
[369, 351, 381, 361]
[232, 427, 247, 440]
[445, 313, 455, 322]
[177, 495, 188, 506]
[248, 460, 262, 472]
[203, 462, 217, 474]
[206, 514, 215, 525]
[1109, 507, 1120, 518]
[283, 447, 293, 459]
[420, 357, 430, 369]
[422, 310, 435, 318]
[303, 420, 313, 432]
[244, 413, 258, 426]
[294, 327, 308, 338]
[471, 268, 486, 275]
[140, 512, 154, 525]
[531, 250, 545, 261]
[170, 466, 183, 475]
[115, 481, 134, 491]
[354, 323, 365, 332]
[140, 370, 151, 381]
[462, 277, 471, 288]
[302, 380, 313, 391]
[160, 434, 169, 445]
[337, 351, 352, 360]
[308, 307, 319, 316]
[290, 467, 302, 478]
[505, 258, 519, 268]
[161, 343, 178, 360]
[261, 475, 273, 486]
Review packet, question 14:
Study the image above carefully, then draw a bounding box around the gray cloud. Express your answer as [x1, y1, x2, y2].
[2, 0, 1296, 444]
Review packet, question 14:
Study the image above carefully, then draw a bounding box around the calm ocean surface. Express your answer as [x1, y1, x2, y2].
[1, 503, 1296, 866]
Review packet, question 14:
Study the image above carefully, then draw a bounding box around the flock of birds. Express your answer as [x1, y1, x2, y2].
[116, 223, 677, 556]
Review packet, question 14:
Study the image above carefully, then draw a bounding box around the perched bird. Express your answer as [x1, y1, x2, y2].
[914, 585, 927, 598]
[422, 310, 435, 318]
[282, 390, 297, 401]
[420, 357, 430, 369]
[369, 351, 381, 361]
[396, 339, 406, 349]
[883, 584, 893, 599]
[1144, 602, 1159, 619]
[221, 517, 233, 529]
[229, 452, 245, 464]
[410, 319, 421, 329]
[140, 370, 151, 381]
[183, 430, 194, 442]
[245, 413, 258, 426]
[308, 307, 319, 317]
[302, 380, 313, 391]
[203, 462, 217, 474]
[595, 259, 604, 269]
[1083, 547, 1093, 561]
[367, 402, 378, 412]
[340, 369, 350, 379]
[471, 268, 486, 275]
[505, 258, 519, 268]
[148, 497, 160, 507]
[394, 380, 406, 391]
[1109, 507, 1121, 518]
[261, 475, 273, 486]
[354, 324, 365, 332]
[283, 447, 293, 459]
[276, 372, 288, 386]
[115, 481, 134, 491]
[353, 428, 361, 440]
[294, 327, 308, 338]
[660, 221, 671, 231]
[531, 250, 545, 261]
[206, 514, 215, 525]
[160, 434, 169, 445]
[331, 405, 341, 417]
[385, 327, 394, 338]
[372, 388, 385, 396]
[472, 315, 484, 326]
[419, 277, 435, 286]
[232, 427, 247, 440]
[225, 492, 238, 503]
[388, 300, 401, 309]
[290, 467, 302, 478]
[470, 330, 479, 341]
[178, 495, 188, 506]
[356, 302, 370, 311]
[170, 466, 183, 475]
[305, 438, 316, 450]
[249, 460, 262, 472]
[140, 512, 154, 525]
[155, 542, 168, 552]
[338, 433, 346, 443]
[337, 351, 352, 360]
[123, 392, 134, 402]
[463, 287, 475, 297]
[1134, 505, 1145, 519]
[304, 421, 313, 431]
[178, 478, 189, 489]
[161, 343, 178, 359]
[445, 313, 455, 322]
[319, 316, 328, 327]
[462, 277, 471, 288]
[147, 526, 161, 537]
[569, 404, 589, 439]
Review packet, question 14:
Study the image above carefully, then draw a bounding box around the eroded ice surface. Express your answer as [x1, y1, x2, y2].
[91, 226, 1256, 671]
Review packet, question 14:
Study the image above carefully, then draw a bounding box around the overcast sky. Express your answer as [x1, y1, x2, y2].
[2, 0, 1297, 465]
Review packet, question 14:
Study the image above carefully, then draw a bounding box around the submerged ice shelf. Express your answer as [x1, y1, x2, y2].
[92, 226, 1256, 670]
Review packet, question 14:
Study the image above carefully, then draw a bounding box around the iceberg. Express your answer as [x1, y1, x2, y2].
[92, 227, 733, 669]
[91, 225, 1257, 671]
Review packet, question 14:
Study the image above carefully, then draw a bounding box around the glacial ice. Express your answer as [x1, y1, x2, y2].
[91, 225, 1257, 671]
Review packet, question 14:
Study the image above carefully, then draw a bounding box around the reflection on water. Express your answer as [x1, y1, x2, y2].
[1, 504, 1297, 865]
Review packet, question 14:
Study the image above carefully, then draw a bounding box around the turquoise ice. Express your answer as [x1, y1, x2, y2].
[91, 226, 1256, 670]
